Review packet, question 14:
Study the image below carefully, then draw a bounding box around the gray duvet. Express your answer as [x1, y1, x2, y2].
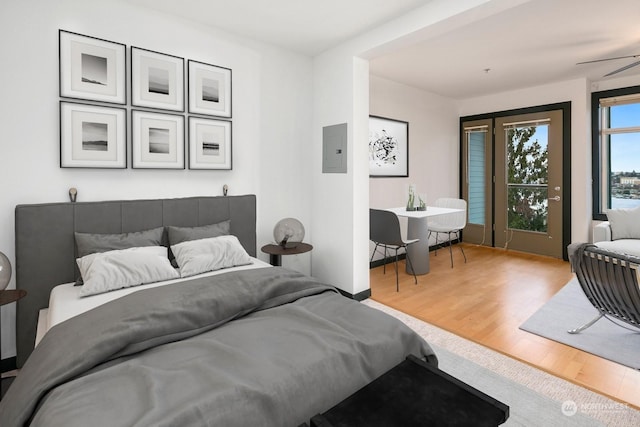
[0, 267, 436, 427]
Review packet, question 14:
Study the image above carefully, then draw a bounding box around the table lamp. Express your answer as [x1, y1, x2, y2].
[0, 251, 11, 290]
[274, 218, 305, 249]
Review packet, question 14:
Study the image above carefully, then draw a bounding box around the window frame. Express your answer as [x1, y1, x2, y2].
[591, 85, 640, 220]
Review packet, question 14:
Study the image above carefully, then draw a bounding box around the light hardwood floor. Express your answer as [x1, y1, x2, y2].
[369, 243, 640, 410]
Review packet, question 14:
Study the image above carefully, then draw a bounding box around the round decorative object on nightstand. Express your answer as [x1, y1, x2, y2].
[0, 251, 11, 291]
[273, 218, 305, 248]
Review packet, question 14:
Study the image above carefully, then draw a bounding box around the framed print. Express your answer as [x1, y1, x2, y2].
[59, 30, 126, 104]
[188, 117, 232, 170]
[369, 115, 409, 177]
[188, 60, 232, 117]
[60, 102, 126, 168]
[131, 47, 184, 111]
[132, 110, 185, 169]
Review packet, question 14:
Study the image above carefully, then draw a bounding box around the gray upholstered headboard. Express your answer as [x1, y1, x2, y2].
[14, 195, 256, 367]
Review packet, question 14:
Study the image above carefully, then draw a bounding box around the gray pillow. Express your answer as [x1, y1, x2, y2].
[606, 206, 640, 240]
[167, 220, 231, 245]
[75, 227, 165, 258]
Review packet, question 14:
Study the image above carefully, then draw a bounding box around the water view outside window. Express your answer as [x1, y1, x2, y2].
[607, 103, 640, 209]
[506, 125, 548, 232]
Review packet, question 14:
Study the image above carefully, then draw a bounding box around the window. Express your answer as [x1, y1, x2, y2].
[466, 127, 486, 225]
[592, 86, 640, 220]
[505, 122, 549, 233]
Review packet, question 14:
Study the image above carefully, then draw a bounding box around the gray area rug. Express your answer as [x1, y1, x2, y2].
[363, 299, 640, 427]
[519, 278, 640, 370]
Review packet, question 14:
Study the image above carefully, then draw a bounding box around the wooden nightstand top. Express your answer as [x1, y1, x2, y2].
[0, 289, 27, 306]
[261, 242, 313, 256]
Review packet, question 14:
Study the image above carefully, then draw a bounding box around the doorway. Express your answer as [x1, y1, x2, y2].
[461, 103, 571, 259]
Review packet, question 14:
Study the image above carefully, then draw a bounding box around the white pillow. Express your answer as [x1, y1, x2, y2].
[78, 246, 179, 297]
[172, 235, 252, 278]
[606, 206, 640, 240]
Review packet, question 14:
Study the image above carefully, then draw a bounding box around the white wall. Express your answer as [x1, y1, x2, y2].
[310, 0, 505, 296]
[310, 51, 361, 294]
[0, 0, 313, 360]
[369, 75, 460, 208]
[369, 75, 460, 257]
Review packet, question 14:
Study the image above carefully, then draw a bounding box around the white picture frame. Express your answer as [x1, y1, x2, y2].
[188, 117, 232, 170]
[132, 110, 185, 169]
[60, 102, 127, 168]
[188, 60, 232, 118]
[131, 47, 184, 112]
[59, 30, 126, 104]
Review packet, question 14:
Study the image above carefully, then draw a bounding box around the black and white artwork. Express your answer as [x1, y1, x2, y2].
[132, 110, 185, 169]
[131, 47, 184, 111]
[203, 138, 220, 156]
[149, 68, 169, 95]
[59, 30, 126, 104]
[149, 128, 170, 153]
[60, 102, 126, 168]
[188, 60, 232, 118]
[202, 78, 219, 102]
[188, 117, 231, 169]
[81, 54, 107, 86]
[82, 122, 108, 151]
[369, 115, 409, 177]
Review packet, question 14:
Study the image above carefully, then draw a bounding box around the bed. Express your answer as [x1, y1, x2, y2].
[0, 195, 437, 426]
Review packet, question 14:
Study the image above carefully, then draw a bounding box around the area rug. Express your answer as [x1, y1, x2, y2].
[519, 278, 640, 370]
[363, 299, 640, 427]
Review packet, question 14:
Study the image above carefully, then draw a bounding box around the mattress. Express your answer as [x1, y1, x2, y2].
[35, 257, 271, 345]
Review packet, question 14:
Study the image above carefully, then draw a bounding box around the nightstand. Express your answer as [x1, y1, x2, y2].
[1, 289, 27, 400]
[261, 243, 313, 266]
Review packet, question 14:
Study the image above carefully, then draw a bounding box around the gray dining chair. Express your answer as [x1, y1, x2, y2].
[428, 198, 467, 268]
[369, 208, 418, 291]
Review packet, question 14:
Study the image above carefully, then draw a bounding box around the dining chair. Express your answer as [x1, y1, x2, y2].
[369, 208, 418, 291]
[428, 198, 467, 268]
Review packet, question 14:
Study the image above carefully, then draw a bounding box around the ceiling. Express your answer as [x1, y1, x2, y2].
[370, 0, 640, 98]
[126, 0, 640, 99]
[125, 0, 432, 55]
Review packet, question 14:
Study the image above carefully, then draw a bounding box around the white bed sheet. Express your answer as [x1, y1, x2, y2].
[36, 257, 271, 346]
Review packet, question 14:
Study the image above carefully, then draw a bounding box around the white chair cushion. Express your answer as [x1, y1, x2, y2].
[594, 239, 640, 258]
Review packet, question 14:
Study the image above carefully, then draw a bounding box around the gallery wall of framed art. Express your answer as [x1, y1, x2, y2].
[58, 29, 233, 170]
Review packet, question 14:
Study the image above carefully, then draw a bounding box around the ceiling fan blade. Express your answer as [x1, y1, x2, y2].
[576, 54, 640, 65]
[604, 59, 640, 77]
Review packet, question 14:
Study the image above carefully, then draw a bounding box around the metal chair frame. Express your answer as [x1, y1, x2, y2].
[569, 243, 640, 334]
[369, 209, 418, 291]
[429, 229, 467, 268]
[428, 198, 467, 268]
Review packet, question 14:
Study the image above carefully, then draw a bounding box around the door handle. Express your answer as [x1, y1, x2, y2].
[548, 196, 561, 202]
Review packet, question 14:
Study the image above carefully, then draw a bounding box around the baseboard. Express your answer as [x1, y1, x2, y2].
[369, 240, 461, 269]
[337, 288, 371, 301]
[1, 356, 16, 375]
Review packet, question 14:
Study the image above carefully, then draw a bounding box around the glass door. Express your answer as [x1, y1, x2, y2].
[494, 110, 564, 258]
